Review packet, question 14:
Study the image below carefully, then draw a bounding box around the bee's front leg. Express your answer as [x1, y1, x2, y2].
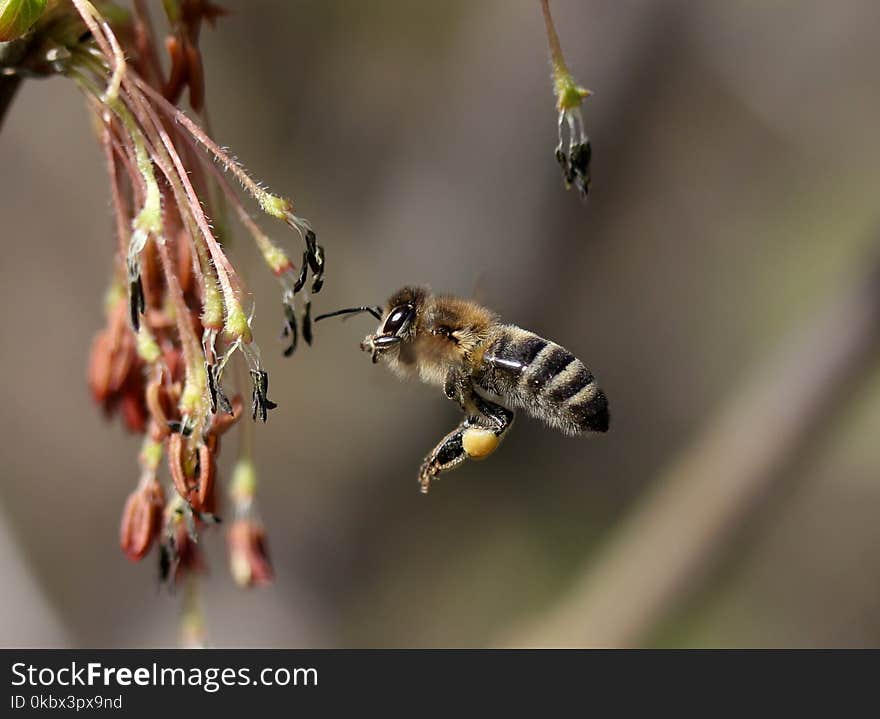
[443, 369, 471, 409]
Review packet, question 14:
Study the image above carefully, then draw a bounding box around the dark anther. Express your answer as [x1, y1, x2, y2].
[569, 141, 592, 198]
[302, 300, 313, 346]
[310, 244, 325, 294]
[555, 147, 569, 173]
[206, 363, 233, 414]
[555, 148, 574, 188]
[167, 419, 194, 437]
[281, 301, 298, 357]
[570, 141, 591, 175]
[293, 251, 309, 293]
[158, 542, 173, 584]
[206, 361, 218, 412]
[305, 230, 320, 274]
[250, 369, 277, 423]
[128, 275, 145, 331]
[217, 389, 233, 416]
[78, 30, 94, 43]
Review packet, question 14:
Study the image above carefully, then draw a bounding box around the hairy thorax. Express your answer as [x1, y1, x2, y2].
[386, 296, 498, 388]
[393, 332, 464, 387]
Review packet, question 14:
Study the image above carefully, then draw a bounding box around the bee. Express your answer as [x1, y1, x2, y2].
[316, 286, 609, 493]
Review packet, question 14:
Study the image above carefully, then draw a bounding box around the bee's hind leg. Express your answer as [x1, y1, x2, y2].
[418, 421, 470, 494]
[418, 398, 515, 494]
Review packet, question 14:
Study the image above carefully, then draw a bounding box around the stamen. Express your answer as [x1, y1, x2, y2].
[249, 369, 277, 423]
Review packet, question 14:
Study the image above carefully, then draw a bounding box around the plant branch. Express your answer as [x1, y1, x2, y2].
[539, 0, 567, 74]
[0, 73, 21, 131]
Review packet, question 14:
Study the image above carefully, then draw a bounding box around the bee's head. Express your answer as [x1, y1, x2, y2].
[359, 286, 427, 362]
[314, 286, 429, 364]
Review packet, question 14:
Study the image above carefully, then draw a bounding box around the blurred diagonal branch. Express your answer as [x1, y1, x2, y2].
[0, 38, 26, 131]
[0, 74, 20, 130]
[0, 506, 72, 646]
[505, 244, 880, 648]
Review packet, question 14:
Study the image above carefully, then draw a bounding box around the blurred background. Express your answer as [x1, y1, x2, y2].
[2, 0, 880, 648]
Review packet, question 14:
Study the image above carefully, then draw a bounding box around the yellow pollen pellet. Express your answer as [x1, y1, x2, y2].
[462, 427, 500, 460]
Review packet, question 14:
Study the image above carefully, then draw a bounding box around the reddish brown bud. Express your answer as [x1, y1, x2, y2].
[176, 228, 194, 295]
[164, 516, 205, 582]
[185, 40, 205, 112]
[120, 480, 165, 561]
[167, 433, 193, 500]
[118, 382, 148, 434]
[209, 395, 243, 438]
[145, 374, 180, 439]
[227, 519, 273, 588]
[87, 331, 115, 404]
[163, 346, 185, 382]
[139, 240, 162, 309]
[164, 35, 187, 106]
[167, 432, 218, 513]
[192, 440, 216, 514]
[88, 300, 136, 404]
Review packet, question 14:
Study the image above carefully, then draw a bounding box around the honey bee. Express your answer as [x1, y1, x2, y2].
[316, 286, 609, 493]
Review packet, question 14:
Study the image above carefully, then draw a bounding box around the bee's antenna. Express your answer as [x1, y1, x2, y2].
[315, 306, 383, 322]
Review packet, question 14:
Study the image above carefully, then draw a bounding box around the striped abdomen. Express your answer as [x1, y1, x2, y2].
[474, 325, 609, 435]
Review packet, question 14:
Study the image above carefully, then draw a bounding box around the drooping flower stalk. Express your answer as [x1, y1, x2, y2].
[1, 1, 328, 624]
[539, 0, 592, 199]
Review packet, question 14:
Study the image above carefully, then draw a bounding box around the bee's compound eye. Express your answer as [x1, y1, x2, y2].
[382, 304, 413, 336]
[462, 427, 500, 460]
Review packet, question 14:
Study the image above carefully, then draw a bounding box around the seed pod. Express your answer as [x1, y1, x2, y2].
[191, 439, 216, 514]
[120, 480, 165, 561]
[145, 375, 178, 439]
[185, 39, 205, 112]
[176, 228, 194, 294]
[227, 519, 273, 588]
[167, 432, 194, 501]
[163, 35, 187, 105]
[118, 382, 148, 434]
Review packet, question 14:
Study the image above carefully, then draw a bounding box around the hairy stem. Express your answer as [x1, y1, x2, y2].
[539, 0, 567, 74]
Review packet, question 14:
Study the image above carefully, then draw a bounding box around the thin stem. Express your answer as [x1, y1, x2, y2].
[70, 0, 114, 60]
[133, 76, 294, 219]
[236, 356, 254, 462]
[177, 119, 293, 272]
[100, 123, 132, 267]
[180, 575, 207, 648]
[540, 0, 568, 74]
[72, 10, 245, 319]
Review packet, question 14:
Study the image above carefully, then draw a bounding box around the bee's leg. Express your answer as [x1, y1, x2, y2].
[473, 394, 515, 436]
[418, 421, 470, 494]
[418, 396, 515, 494]
[443, 369, 472, 409]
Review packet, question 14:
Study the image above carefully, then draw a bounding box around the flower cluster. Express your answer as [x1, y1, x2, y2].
[540, 0, 592, 199]
[2, 0, 325, 595]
